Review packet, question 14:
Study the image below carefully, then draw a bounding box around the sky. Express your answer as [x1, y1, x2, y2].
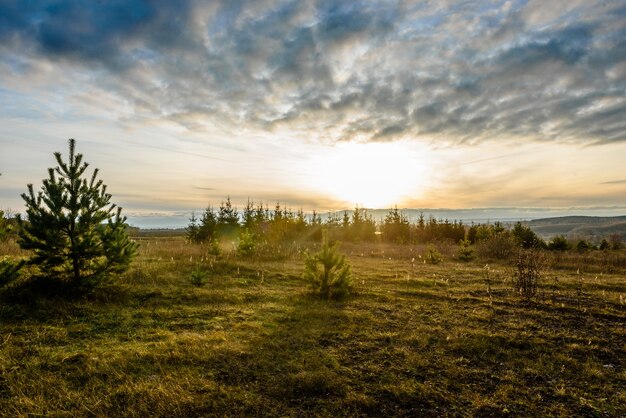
[1, 0, 626, 227]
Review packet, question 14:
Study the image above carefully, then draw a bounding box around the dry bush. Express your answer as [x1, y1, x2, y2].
[0, 238, 27, 258]
[476, 234, 516, 260]
[513, 249, 545, 301]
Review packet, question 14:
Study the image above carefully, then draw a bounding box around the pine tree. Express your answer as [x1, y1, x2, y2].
[417, 211, 425, 229]
[18, 139, 137, 288]
[272, 202, 283, 222]
[187, 206, 220, 244]
[186, 211, 200, 243]
[242, 198, 255, 230]
[303, 231, 352, 300]
[312, 211, 322, 225]
[217, 196, 239, 237]
[295, 209, 307, 233]
[323, 211, 337, 226]
[342, 211, 350, 229]
[512, 222, 545, 249]
[199, 205, 218, 242]
[224, 197, 240, 224]
[349, 206, 376, 242]
[0, 257, 24, 288]
[254, 202, 263, 223]
[382, 207, 410, 243]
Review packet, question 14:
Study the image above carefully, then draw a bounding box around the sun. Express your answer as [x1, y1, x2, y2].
[308, 141, 429, 208]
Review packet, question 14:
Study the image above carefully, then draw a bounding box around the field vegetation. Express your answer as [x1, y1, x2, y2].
[1, 226, 625, 416]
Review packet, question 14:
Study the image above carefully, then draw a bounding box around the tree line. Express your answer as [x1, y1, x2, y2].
[185, 200, 471, 245]
[185, 199, 623, 253]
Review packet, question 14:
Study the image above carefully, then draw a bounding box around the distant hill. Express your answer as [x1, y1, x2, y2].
[526, 216, 626, 241]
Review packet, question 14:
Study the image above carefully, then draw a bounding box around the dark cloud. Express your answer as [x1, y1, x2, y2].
[2, 0, 626, 144]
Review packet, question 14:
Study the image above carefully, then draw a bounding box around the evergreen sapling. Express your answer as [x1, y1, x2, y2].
[18, 139, 137, 289]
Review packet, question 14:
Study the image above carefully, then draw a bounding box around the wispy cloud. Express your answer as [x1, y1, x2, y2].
[600, 179, 626, 185]
[1, 0, 625, 145]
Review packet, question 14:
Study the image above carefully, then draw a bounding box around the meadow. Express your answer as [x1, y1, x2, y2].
[1, 233, 625, 417]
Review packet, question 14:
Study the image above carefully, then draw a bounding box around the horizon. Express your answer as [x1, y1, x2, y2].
[124, 205, 626, 230]
[2, 2, 626, 217]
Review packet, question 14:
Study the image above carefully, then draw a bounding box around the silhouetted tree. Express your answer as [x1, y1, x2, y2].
[348, 206, 376, 242]
[311, 210, 323, 226]
[382, 207, 410, 243]
[341, 211, 350, 230]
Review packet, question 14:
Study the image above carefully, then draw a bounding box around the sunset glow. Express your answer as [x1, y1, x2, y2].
[308, 142, 429, 209]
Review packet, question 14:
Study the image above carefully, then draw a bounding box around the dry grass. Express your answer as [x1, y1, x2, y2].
[1, 234, 625, 416]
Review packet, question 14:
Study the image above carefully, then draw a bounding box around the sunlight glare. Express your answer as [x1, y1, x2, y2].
[310, 142, 429, 208]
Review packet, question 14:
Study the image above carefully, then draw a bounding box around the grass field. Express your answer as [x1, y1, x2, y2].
[1, 235, 625, 416]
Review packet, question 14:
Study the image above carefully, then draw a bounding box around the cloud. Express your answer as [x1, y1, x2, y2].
[600, 179, 626, 185]
[1, 0, 626, 145]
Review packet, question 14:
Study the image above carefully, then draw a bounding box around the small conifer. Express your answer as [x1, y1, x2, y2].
[304, 231, 352, 300]
[18, 139, 137, 289]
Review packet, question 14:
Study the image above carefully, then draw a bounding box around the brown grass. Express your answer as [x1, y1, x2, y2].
[0, 234, 625, 416]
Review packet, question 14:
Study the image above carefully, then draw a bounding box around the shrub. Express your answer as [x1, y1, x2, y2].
[303, 233, 352, 300]
[0, 210, 17, 242]
[425, 245, 443, 264]
[474, 224, 495, 242]
[457, 239, 475, 261]
[207, 238, 222, 256]
[548, 235, 569, 251]
[576, 240, 593, 253]
[17, 139, 137, 290]
[512, 222, 545, 249]
[513, 250, 543, 302]
[476, 233, 516, 260]
[599, 239, 610, 251]
[236, 229, 256, 257]
[608, 234, 623, 250]
[0, 257, 24, 287]
[189, 264, 207, 287]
